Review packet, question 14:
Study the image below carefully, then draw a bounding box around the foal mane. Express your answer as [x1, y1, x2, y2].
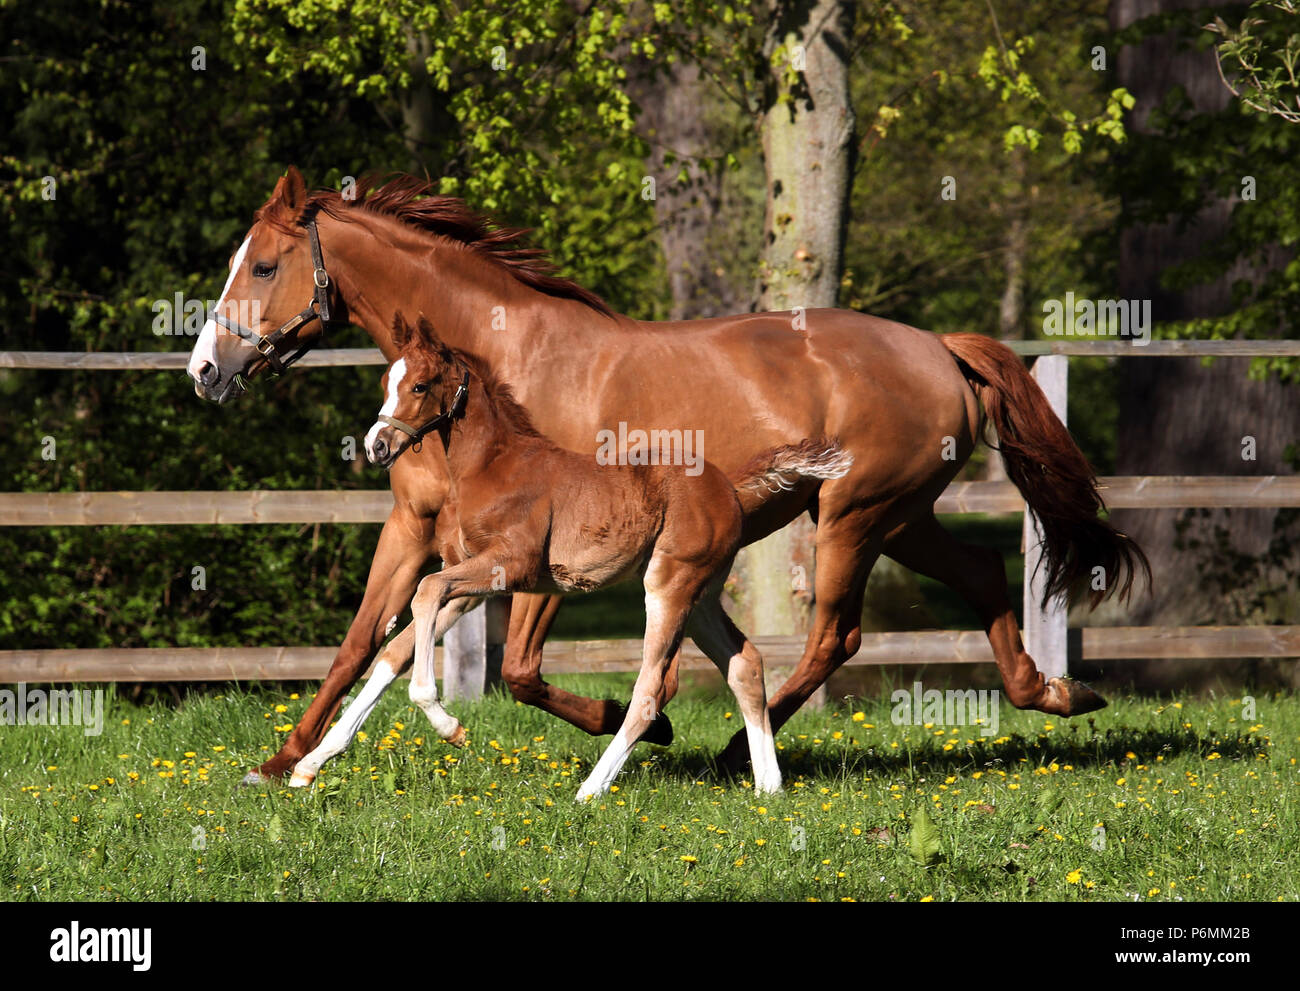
[442, 346, 549, 443]
[255, 173, 612, 316]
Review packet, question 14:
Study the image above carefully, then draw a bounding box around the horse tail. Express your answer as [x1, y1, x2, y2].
[942, 333, 1151, 608]
[731, 438, 854, 517]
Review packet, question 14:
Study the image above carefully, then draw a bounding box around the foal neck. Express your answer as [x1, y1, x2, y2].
[437, 351, 551, 475]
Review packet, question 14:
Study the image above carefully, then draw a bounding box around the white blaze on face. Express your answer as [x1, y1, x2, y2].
[365, 358, 407, 459]
[188, 235, 252, 383]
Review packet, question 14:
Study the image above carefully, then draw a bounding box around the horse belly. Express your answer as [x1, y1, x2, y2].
[543, 540, 646, 594]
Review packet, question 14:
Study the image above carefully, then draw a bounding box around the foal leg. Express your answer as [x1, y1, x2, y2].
[289, 622, 417, 787]
[882, 513, 1106, 715]
[253, 508, 436, 785]
[575, 566, 695, 801]
[687, 591, 781, 794]
[501, 593, 678, 744]
[407, 590, 482, 746]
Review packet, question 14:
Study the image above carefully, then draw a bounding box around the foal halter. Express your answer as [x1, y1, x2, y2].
[209, 217, 336, 375]
[377, 366, 471, 451]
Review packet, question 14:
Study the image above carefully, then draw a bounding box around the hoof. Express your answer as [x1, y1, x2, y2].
[240, 770, 275, 788]
[640, 710, 674, 747]
[288, 770, 315, 788]
[612, 701, 674, 746]
[446, 724, 468, 748]
[1048, 677, 1108, 716]
[715, 731, 751, 777]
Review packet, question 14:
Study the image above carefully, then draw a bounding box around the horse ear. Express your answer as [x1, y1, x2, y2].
[283, 165, 307, 210]
[391, 313, 411, 351]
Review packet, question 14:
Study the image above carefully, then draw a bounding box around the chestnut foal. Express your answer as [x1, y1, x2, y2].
[315, 314, 849, 799]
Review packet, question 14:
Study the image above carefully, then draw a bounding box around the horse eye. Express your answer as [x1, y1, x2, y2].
[252, 262, 276, 278]
[411, 383, 428, 395]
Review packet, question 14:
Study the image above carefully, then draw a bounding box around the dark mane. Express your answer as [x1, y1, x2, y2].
[256, 173, 612, 316]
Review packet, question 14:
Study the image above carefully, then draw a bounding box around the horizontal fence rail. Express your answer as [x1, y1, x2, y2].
[2, 627, 1296, 682]
[0, 348, 387, 370]
[2, 476, 1297, 526]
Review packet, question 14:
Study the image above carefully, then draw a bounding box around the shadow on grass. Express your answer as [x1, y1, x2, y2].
[634, 721, 1269, 787]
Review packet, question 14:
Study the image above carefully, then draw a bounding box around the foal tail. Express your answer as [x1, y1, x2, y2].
[942, 333, 1150, 608]
[731, 438, 854, 516]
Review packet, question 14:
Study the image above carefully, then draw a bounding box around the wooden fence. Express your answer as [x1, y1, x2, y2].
[2, 339, 1298, 685]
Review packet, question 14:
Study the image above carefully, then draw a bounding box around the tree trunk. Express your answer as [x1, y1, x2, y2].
[632, 60, 745, 319]
[400, 29, 438, 173]
[728, 0, 856, 702]
[984, 146, 1030, 484]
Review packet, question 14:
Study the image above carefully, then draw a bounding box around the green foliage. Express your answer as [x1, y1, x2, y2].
[975, 19, 1134, 154]
[226, 0, 672, 306]
[843, 1, 1121, 344]
[1207, 0, 1300, 124]
[1112, 6, 1300, 384]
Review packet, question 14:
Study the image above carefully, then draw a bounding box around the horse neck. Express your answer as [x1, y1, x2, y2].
[322, 211, 614, 366]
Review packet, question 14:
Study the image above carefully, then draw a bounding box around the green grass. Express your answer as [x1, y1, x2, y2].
[2, 678, 1295, 902]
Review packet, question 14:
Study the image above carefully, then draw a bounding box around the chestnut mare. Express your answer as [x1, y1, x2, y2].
[291, 313, 854, 796]
[186, 168, 1148, 786]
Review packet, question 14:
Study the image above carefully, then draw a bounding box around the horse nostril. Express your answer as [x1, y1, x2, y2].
[196, 361, 218, 386]
[372, 438, 388, 462]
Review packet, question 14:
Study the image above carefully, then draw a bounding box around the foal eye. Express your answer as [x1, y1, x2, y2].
[411, 383, 428, 395]
[252, 262, 276, 278]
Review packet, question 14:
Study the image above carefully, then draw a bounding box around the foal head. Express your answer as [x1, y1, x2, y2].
[365, 314, 469, 468]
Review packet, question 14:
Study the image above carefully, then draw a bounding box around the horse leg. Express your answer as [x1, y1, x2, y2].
[717, 510, 880, 773]
[687, 588, 781, 794]
[246, 509, 436, 785]
[288, 623, 417, 787]
[882, 513, 1106, 715]
[501, 593, 677, 745]
[575, 571, 692, 801]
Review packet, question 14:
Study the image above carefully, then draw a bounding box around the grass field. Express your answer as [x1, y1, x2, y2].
[2, 675, 1296, 902]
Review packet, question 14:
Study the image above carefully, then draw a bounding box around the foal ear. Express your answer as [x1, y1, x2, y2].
[414, 314, 449, 356]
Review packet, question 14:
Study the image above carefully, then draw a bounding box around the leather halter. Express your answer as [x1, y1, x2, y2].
[209, 217, 335, 375]
[377, 366, 470, 452]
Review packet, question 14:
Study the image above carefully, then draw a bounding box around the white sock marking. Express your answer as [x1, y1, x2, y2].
[290, 660, 397, 785]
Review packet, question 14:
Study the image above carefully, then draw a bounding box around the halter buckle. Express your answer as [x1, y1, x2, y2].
[313, 268, 329, 289]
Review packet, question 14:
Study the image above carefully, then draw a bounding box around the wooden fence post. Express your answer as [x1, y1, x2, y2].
[1023, 355, 1069, 680]
[441, 598, 509, 701]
